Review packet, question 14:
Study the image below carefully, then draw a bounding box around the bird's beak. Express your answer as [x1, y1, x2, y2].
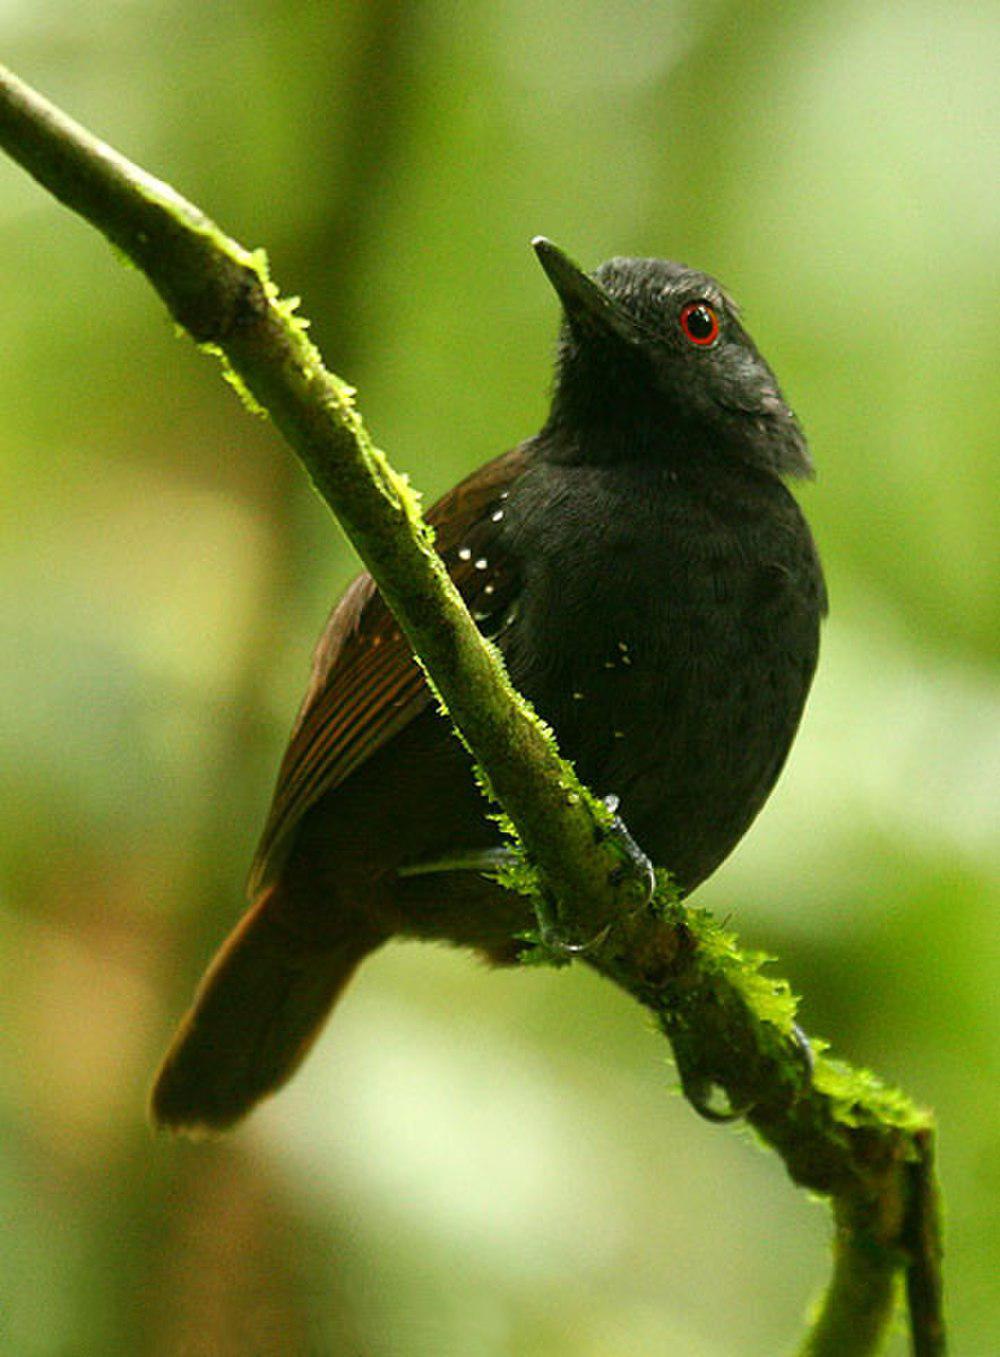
[532, 237, 641, 345]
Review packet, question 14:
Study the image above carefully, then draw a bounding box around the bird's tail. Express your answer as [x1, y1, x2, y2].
[150, 884, 382, 1135]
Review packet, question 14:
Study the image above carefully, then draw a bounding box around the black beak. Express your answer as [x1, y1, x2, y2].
[532, 237, 641, 344]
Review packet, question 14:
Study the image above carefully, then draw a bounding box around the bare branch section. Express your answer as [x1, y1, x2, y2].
[0, 64, 945, 1355]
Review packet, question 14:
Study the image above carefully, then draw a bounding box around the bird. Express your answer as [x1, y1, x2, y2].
[151, 237, 827, 1135]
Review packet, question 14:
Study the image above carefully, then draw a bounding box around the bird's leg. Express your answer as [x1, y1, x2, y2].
[530, 796, 655, 956]
[396, 847, 515, 878]
[397, 844, 614, 960]
[530, 886, 613, 959]
[396, 796, 654, 958]
[596, 794, 657, 909]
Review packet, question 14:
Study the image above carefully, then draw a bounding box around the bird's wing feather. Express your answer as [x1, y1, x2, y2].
[248, 446, 526, 895]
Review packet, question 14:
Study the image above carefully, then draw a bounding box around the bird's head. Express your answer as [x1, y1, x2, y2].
[534, 238, 812, 479]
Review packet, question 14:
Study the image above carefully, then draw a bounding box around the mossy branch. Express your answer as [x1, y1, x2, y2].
[0, 65, 945, 1355]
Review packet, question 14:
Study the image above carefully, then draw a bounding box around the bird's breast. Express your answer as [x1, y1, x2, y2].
[496, 457, 823, 886]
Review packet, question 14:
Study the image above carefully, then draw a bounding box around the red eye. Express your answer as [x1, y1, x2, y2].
[679, 301, 720, 347]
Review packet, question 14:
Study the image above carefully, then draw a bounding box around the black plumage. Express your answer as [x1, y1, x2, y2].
[152, 239, 826, 1133]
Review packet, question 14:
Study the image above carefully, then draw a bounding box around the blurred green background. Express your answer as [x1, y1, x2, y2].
[1, 3, 997, 1354]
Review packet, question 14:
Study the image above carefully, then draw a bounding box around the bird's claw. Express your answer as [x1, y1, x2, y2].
[597, 797, 656, 910]
[539, 918, 613, 957]
[531, 801, 653, 957]
[532, 886, 613, 958]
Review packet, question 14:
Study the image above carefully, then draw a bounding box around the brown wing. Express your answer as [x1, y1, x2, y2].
[248, 446, 526, 895]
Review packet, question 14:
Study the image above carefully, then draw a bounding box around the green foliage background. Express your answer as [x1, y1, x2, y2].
[0, 3, 996, 1354]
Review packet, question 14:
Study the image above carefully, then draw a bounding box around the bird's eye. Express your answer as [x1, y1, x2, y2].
[679, 301, 720, 347]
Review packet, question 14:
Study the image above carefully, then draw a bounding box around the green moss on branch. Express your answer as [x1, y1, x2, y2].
[0, 62, 945, 1356]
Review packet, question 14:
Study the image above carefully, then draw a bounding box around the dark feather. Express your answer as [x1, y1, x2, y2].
[248, 446, 525, 894]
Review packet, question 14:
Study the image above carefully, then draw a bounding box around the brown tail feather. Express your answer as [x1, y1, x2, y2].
[150, 885, 382, 1135]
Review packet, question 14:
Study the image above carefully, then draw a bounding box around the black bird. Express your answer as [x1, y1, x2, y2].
[152, 238, 826, 1134]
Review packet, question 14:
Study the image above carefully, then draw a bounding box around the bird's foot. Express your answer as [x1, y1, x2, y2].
[531, 888, 613, 959]
[596, 794, 656, 910]
[525, 798, 654, 958]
